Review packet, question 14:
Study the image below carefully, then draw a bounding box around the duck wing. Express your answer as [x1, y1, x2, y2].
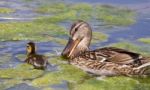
[70, 56, 150, 76]
[80, 47, 142, 65]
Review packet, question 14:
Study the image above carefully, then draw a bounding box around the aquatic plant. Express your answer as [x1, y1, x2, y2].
[92, 32, 108, 44]
[35, 3, 68, 14]
[35, 3, 136, 26]
[0, 63, 44, 79]
[95, 5, 136, 26]
[35, 10, 77, 23]
[0, 53, 12, 65]
[109, 42, 150, 55]
[138, 38, 150, 44]
[0, 21, 67, 45]
[74, 76, 139, 90]
[0, 7, 15, 14]
[32, 57, 89, 87]
[0, 79, 22, 90]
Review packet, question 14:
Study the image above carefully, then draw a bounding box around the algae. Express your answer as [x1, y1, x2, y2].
[74, 76, 139, 90]
[0, 53, 12, 64]
[35, 3, 136, 26]
[0, 79, 22, 90]
[35, 3, 68, 14]
[95, 5, 136, 26]
[36, 10, 77, 23]
[92, 32, 108, 44]
[15, 54, 26, 62]
[0, 63, 44, 79]
[0, 21, 67, 45]
[110, 42, 141, 52]
[0, 7, 15, 14]
[138, 38, 150, 44]
[109, 42, 150, 55]
[32, 57, 89, 87]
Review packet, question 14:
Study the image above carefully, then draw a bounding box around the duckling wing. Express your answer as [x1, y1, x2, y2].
[26, 55, 47, 69]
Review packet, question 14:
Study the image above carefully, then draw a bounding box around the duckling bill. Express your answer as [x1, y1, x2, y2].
[25, 42, 48, 69]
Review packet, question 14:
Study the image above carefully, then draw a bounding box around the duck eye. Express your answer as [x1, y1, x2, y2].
[74, 28, 78, 32]
[27, 45, 30, 48]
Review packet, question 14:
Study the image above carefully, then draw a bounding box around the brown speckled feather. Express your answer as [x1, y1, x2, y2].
[70, 55, 150, 76]
[79, 47, 143, 66]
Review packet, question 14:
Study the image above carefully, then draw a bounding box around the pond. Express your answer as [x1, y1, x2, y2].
[0, 0, 150, 90]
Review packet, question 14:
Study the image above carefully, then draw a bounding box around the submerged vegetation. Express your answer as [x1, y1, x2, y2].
[0, 2, 135, 44]
[92, 32, 108, 44]
[0, 7, 15, 14]
[0, 64, 44, 79]
[0, 1, 147, 90]
[35, 3, 136, 26]
[0, 22, 67, 44]
[95, 5, 136, 26]
[74, 77, 139, 90]
[110, 42, 150, 56]
[138, 38, 150, 44]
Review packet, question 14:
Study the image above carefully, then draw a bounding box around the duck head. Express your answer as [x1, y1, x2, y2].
[62, 20, 92, 59]
[26, 42, 36, 55]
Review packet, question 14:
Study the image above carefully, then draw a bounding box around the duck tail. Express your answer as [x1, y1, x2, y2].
[134, 62, 150, 75]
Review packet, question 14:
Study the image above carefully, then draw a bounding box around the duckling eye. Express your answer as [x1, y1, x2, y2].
[27, 46, 30, 48]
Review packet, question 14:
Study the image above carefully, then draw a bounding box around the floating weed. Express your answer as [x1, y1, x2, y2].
[35, 2, 136, 26]
[35, 3, 93, 21]
[32, 57, 89, 87]
[95, 5, 136, 26]
[0, 21, 68, 45]
[109, 42, 150, 55]
[71, 3, 92, 11]
[110, 42, 141, 52]
[0, 63, 44, 79]
[42, 87, 52, 90]
[15, 54, 26, 62]
[138, 38, 150, 44]
[92, 32, 108, 44]
[74, 76, 138, 90]
[36, 10, 77, 23]
[71, 3, 93, 20]
[0, 53, 12, 64]
[0, 79, 22, 90]
[31, 72, 61, 87]
[35, 3, 68, 14]
[0, 7, 15, 14]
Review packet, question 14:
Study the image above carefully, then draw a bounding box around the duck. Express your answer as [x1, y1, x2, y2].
[25, 42, 48, 69]
[61, 20, 150, 76]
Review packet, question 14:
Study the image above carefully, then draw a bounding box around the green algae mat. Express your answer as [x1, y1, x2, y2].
[1, 1, 149, 90]
[0, 2, 136, 45]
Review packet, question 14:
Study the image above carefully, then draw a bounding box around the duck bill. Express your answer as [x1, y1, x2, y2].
[61, 37, 81, 58]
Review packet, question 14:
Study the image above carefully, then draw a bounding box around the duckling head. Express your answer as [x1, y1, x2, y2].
[26, 42, 36, 55]
[62, 20, 92, 59]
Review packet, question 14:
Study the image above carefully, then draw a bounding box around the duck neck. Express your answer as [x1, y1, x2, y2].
[71, 38, 91, 58]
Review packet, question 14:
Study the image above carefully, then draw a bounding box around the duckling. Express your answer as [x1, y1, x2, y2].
[25, 42, 48, 69]
[61, 20, 150, 76]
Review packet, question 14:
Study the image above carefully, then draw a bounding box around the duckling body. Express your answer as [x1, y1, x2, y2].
[61, 20, 150, 76]
[25, 42, 48, 69]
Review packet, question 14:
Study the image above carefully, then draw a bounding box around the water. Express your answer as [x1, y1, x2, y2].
[0, 0, 150, 90]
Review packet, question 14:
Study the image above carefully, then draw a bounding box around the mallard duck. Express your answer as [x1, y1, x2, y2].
[25, 42, 48, 69]
[61, 20, 150, 76]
